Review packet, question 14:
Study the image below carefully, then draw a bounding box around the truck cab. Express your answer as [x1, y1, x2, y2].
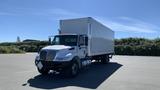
[35, 34, 90, 77]
[53, 34, 88, 59]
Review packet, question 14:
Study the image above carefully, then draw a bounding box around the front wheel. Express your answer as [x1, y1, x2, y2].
[37, 68, 49, 75]
[63, 61, 79, 77]
[71, 62, 79, 76]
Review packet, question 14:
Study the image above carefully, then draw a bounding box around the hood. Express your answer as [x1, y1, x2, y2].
[42, 45, 72, 50]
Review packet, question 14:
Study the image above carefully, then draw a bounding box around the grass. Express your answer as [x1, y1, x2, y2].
[0, 46, 25, 54]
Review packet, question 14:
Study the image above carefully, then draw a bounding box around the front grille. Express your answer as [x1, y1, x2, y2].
[46, 50, 57, 61]
[40, 50, 57, 61]
[40, 50, 47, 60]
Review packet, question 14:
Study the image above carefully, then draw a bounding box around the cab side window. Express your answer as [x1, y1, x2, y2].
[85, 37, 88, 46]
[79, 36, 85, 46]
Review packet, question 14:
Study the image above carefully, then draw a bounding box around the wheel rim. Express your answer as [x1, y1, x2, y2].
[72, 63, 78, 75]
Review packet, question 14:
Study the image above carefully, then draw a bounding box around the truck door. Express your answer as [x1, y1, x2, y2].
[78, 35, 86, 58]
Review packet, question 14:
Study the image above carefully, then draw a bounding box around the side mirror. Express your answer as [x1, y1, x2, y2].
[78, 44, 82, 49]
[78, 44, 81, 47]
[48, 37, 51, 45]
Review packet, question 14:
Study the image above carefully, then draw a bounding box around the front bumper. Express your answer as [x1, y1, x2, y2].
[35, 60, 72, 71]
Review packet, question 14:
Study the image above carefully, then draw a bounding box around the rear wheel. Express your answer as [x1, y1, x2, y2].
[101, 55, 110, 64]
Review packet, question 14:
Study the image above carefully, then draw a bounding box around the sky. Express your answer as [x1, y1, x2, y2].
[0, 0, 160, 42]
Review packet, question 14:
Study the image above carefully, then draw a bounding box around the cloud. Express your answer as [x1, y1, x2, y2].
[47, 8, 86, 20]
[44, 9, 159, 33]
[96, 17, 158, 33]
[50, 8, 81, 17]
[1, 8, 159, 34]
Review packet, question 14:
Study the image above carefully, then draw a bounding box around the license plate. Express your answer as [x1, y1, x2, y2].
[37, 62, 43, 70]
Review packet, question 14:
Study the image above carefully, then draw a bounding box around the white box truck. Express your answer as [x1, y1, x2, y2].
[35, 17, 114, 77]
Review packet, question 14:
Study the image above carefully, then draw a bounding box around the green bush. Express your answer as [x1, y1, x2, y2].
[0, 38, 160, 56]
[0, 46, 25, 54]
[115, 38, 160, 56]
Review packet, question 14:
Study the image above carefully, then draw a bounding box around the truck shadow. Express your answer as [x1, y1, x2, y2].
[26, 62, 122, 89]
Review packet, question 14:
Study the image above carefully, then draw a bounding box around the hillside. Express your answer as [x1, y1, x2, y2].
[0, 38, 160, 56]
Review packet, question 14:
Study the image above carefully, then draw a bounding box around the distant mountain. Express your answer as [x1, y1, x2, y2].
[23, 39, 40, 42]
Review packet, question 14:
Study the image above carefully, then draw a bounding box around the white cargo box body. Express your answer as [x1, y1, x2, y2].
[60, 17, 114, 56]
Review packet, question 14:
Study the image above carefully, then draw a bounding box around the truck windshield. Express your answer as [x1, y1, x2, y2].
[53, 35, 78, 46]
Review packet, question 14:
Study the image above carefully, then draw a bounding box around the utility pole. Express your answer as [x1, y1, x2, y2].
[17, 36, 21, 43]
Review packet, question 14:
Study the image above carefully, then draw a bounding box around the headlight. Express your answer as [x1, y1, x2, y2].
[65, 53, 72, 57]
[55, 53, 72, 61]
[35, 54, 40, 65]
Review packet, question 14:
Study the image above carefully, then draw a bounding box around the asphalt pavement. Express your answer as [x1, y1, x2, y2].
[0, 53, 160, 90]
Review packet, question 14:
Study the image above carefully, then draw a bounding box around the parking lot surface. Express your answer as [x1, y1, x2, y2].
[0, 53, 160, 90]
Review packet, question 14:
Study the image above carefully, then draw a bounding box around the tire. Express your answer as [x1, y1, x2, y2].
[64, 61, 79, 77]
[71, 62, 79, 76]
[37, 68, 49, 75]
[101, 55, 110, 64]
